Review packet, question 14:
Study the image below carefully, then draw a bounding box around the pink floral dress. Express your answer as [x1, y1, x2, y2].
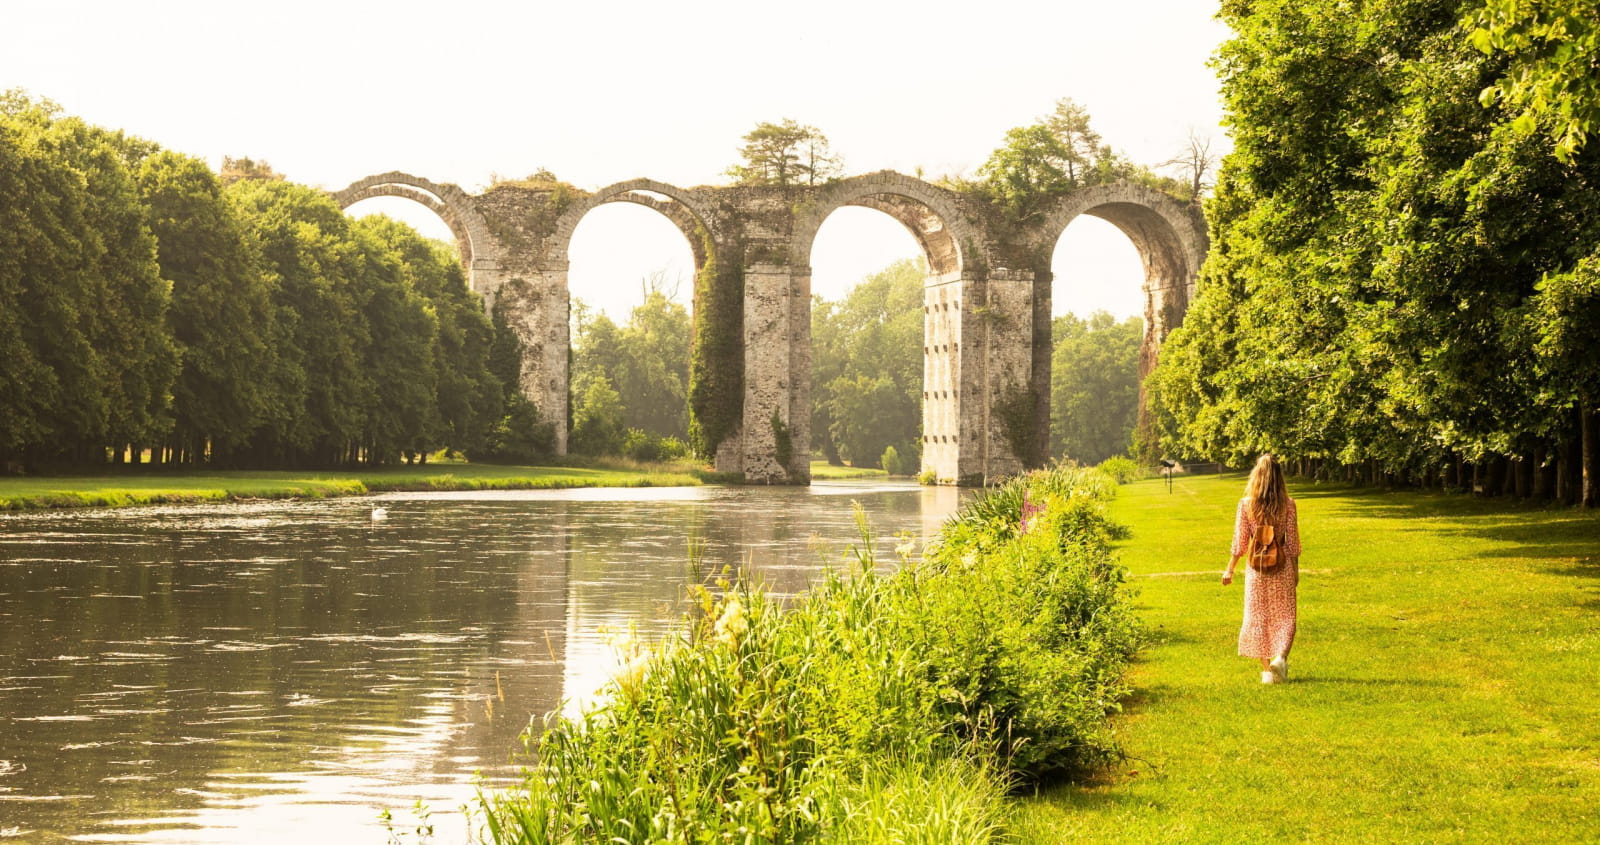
[1231, 497, 1301, 659]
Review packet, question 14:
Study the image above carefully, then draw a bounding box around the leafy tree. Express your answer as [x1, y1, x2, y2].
[1151, 0, 1600, 505]
[227, 179, 372, 466]
[571, 374, 626, 456]
[219, 155, 284, 185]
[1470, 0, 1600, 162]
[727, 119, 842, 187]
[1051, 312, 1141, 464]
[347, 217, 441, 464]
[977, 97, 1185, 220]
[811, 259, 924, 468]
[570, 287, 693, 448]
[135, 150, 274, 463]
[613, 291, 691, 438]
[0, 93, 177, 464]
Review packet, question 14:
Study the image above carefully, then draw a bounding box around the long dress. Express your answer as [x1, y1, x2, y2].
[1232, 497, 1301, 659]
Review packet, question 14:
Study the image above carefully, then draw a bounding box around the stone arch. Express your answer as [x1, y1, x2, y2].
[1033, 183, 1206, 310]
[548, 178, 718, 270]
[790, 171, 979, 276]
[1029, 182, 1209, 464]
[333, 172, 502, 290]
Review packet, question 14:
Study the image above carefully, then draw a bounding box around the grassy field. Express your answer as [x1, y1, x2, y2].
[809, 460, 890, 480]
[1013, 473, 1600, 843]
[0, 460, 716, 511]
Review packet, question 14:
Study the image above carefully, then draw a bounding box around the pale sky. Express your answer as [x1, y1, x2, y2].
[6, 0, 1231, 322]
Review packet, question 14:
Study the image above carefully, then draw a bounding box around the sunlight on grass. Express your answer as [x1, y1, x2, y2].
[0, 462, 710, 511]
[1011, 474, 1600, 843]
[809, 460, 889, 480]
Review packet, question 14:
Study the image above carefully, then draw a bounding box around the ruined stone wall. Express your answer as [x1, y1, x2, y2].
[335, 170, 1204, 486]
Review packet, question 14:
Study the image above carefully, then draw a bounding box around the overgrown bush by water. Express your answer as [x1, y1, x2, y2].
[477, 465, 1142, 843]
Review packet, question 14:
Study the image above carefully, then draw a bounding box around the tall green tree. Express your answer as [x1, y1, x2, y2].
[227, 179, 371, 466]
[0, 92, 177, 464]
[136, 149, 274, 463]
[1470, 0, 1600, 162]
[1051, 312, 1141, 464]
[362, 217, 503, 458]
[811, 259, 924, 468]
[1150, 0, 1600, 504]
[977, 97, 1186, 221]
[727, 119, 843, 187]
[347, 217, 440, 464]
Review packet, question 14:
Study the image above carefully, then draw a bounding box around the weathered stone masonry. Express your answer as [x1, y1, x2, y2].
[333, 171, 1207, 485]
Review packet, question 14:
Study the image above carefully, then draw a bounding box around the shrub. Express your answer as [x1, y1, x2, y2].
[1097, 455, 1142, 484]
[470, 396, 555, 465]
[621, 429, 691, 463]
[478, 464, 1141, 841]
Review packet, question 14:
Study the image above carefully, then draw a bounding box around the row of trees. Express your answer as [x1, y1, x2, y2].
[0, 92, 534, 470]
[1148, 0, 1600, 505]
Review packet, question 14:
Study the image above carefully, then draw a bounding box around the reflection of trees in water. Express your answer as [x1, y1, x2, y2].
[0, 486, 961, 839]
[0, 502, 572, 838]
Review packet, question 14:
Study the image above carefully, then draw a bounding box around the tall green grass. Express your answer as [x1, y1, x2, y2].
[478, 465, 1142, 843]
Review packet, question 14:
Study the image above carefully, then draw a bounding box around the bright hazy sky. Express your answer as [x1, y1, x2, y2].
[6, 0, 1231, 322]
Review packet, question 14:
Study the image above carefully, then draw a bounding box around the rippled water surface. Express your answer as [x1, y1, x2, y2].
[0, 481, 963, 842]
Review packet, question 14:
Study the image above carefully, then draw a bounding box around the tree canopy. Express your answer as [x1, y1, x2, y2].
[727, 119, 843, 187]
[0, 91, 530, 471]
[1149, 0, 1600, 505]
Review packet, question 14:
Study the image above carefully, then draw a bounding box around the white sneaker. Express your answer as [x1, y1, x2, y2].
[1261, 670, 1278, 684]
[1270, 656, 1288, 681]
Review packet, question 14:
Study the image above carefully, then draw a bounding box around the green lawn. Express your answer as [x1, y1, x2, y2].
[0, 461, 713, 511]
[809, 460, 889, 479]
[1013, 473, 1600, 843]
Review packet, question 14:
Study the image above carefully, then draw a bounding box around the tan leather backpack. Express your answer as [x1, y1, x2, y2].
[1246, 522, 1282, 571]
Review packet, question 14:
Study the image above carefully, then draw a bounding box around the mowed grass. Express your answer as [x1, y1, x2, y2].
[1013, 473, 1600, 844]
[0, 461, 712, 511]
[809, 460, 889, 480]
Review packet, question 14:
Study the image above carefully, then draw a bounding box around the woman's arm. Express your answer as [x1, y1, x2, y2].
[1225, 500, 1248, 585]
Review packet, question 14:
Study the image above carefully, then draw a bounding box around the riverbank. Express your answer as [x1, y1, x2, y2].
[0, 460, 724, 511]
[477, 466, 1138, 843]
[1012, 473, 1600, 843]
[808, 460, 889, 480]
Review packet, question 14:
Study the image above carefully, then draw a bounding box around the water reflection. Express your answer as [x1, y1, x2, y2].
[0, 481, 963, 842]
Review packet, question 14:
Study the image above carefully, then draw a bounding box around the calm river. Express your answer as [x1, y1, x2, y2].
[0, 481, 964, 842]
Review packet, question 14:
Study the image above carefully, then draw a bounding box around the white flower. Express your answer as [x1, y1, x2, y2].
[712, 595, 748, 647]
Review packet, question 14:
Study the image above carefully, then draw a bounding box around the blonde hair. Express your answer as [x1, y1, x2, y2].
[1244, 454, 1289, 525]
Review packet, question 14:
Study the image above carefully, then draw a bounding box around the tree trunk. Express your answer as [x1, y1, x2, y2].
[1584, 405, 1597, 508]
[1532, 445, 1555, 500]
[1557, 415, 1580, 506]
[1514, 453, 1533, 498]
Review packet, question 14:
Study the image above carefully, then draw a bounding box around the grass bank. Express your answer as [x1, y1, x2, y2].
[0, 460, 717, 511]
[808, 460, 889, 480]
[478, 466, 1140, 843]
[1013, 473, 1600, 843]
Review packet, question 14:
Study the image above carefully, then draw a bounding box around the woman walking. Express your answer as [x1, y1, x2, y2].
[1222, 454, 1301, 684]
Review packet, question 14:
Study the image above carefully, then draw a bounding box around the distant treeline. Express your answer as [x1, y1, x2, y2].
[0, 92, 545, 471]
[1150, 1, 1600, 506]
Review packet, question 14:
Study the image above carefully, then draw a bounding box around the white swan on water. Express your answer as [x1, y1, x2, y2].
[370, 507, 388, 521]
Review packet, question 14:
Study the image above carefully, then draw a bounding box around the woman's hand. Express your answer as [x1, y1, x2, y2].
[1221, 569, 1234, 586]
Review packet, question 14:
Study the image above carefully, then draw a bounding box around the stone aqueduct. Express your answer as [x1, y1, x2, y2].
[333, 171, 1208, 485]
